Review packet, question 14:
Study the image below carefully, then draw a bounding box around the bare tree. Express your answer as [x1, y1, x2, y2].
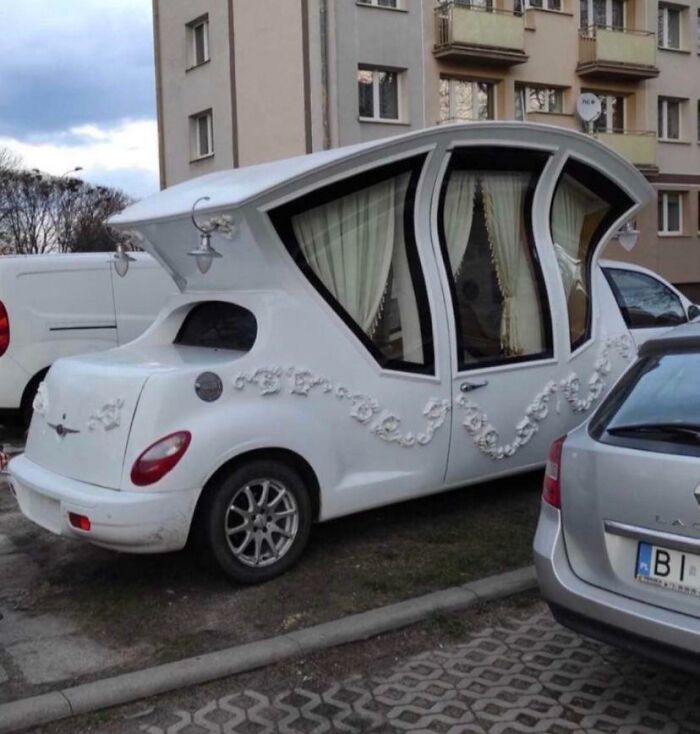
[0, 160, 133, 255]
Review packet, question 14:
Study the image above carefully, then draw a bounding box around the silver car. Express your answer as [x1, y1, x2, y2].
[535, 322, 700, 672]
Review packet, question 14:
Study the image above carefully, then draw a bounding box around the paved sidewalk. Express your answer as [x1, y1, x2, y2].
[43, 601, 700, 734]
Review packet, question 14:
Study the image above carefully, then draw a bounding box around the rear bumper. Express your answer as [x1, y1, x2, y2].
[8, 454, 199, 553]
[534, 501, 700, 668]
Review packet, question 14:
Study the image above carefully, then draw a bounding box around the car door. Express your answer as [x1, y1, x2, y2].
[434, 145, 570, 484]
[603, 266, 688, 347]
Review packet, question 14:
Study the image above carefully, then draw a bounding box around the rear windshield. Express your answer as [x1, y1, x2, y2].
[591, 351, 700, 456]
[175, 302, 257, 352]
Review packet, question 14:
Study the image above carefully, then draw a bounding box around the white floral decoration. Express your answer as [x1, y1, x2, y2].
[32, 382, 48, 417]
[233, 367, 450, 448]
[457, 335, 633, 461]
[202, 214, 236, 239]
[87, 399, 125, 431]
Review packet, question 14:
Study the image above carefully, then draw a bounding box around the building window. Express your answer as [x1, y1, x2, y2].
[439, 78, 494, 123]
[270, 156, 434, 374]
[518, 0, 562, 12]
[584, 92, 625, 132]
[658, 97, 681, 140]
[187, 16, 209, 68]
[658, 3, 682, 50]
[697, 100, 700, 142]
[358, 68, 401, 122]
[515, 84, 564, 119]
[191, 110, 213, 160]
[357, 0, 399, 7]
[697, 8, 700, 52]
[580, 0, 625, 30]
[658, 191, 683, 235]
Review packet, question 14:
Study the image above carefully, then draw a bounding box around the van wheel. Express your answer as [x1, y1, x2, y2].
[199, 460, 312, 584]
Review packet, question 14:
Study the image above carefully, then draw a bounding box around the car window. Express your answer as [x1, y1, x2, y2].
[551, 160, 634, 351]
[604, 268, 687, 329]
[175, 301, 257, 351]
[270, 155, 434, 374]
[436, 147, 553, 371]
[591, 351, 700, 456]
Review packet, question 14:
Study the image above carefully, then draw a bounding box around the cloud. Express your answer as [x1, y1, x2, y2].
[0, 119, 159, 199]
[0, 0, 155, 138]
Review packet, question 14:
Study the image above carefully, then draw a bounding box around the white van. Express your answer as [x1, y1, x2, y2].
[9, 123, 655, 583]
[0, 253, 176, 425]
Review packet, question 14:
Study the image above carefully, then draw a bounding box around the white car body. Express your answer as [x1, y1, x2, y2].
[8, 123, 655, 576]
[599, 259, 698, 347]
[0, 253, 176, 422]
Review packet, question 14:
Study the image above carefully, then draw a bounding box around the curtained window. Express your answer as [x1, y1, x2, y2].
[270, 156, 434, 374]
[551, 159, 634, 350]
[437, 147, 552, 370]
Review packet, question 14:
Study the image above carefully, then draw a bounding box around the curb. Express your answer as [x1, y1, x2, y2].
[0, 565, 537, 733]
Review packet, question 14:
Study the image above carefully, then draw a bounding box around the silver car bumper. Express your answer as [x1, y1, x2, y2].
[535, 501, 700, 671]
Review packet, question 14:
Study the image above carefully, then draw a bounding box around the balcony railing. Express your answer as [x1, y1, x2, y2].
[434, 2, 527, 66]
[595, 129, 658, 170]
[578, 26, 659, 80]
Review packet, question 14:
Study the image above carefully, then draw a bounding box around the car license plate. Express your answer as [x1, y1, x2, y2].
[637, 542, 700, 596]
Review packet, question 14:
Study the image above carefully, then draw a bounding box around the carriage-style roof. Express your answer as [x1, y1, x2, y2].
[110, 122, 653, 228]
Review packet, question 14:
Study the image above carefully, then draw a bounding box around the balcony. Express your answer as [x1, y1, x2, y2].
[595, 130, 658, 172]
[434, 2, 527, 67]
[577, 26, 659, 81]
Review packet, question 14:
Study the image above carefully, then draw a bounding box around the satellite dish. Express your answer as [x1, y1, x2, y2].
[576, 93, 602, 123]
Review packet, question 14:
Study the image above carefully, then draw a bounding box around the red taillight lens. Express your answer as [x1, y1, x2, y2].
[0, 300, 9, 357]
[543, 435, 566, 509]
[68, 513, 91, 532]
[130, 431, 191, 487]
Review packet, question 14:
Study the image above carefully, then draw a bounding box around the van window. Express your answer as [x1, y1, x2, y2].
[175, 302, 257, 351]
[551, 159, 634, 350]
[603, 267, 686, 329]
[437, 147, 552, 370]
[270, 156, 434, 374]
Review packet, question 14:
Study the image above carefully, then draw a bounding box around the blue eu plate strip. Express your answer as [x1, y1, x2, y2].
[637, 542, 652, 577]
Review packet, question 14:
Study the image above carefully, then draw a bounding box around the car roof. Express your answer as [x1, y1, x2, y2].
[110, 121, 654, 228]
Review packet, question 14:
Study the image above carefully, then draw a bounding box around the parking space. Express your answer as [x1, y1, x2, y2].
[0, 426, 543, 705]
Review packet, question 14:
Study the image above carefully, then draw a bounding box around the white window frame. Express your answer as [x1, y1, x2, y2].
[580, 0, 626, 30]
[356, 0, 400, 8]
[358, 68, 403, 123]
[191, 110, 214, 161]
[187, 16, 210, 69]
[519, 0, 563, 12]
[658, 3, 682, 50]
[440, 78, 495, 123]
[658, 97, 682, 141]
[658, 191, 683, 235]
[585, 92, 626, 133]
[516, 84, 565, 115]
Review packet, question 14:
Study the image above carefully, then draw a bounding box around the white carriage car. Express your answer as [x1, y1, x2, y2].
[9, 123, 653, 583]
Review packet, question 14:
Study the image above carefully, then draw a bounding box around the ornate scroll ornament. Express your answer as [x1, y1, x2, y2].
[32, 382, 48, 417]
[87, 399, 125, 431]
[121, 229, 145, 246]
[457, 335, 633, 461]
[201, 214, 236, 239]
[234, 367, 450, 448]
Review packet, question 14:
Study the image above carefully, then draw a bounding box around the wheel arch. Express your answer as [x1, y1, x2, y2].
[190, 447, 322, 540]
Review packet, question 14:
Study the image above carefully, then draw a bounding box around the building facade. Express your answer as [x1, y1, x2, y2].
[153, 0, 700, 295]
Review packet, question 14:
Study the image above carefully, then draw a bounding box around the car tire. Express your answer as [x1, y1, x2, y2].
[198, 460, 313, 584]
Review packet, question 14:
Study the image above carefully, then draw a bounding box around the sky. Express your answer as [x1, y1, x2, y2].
[0, 1, 158, 199]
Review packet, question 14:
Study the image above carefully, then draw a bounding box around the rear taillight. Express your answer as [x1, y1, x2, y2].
[130, 431, 191, 487]
[0, 300, 9, 357]
[543, 435, 566, 509]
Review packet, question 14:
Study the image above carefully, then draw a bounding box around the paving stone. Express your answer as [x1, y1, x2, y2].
[7, 635, 115, 685]
[0, 535, 15, 556]
[0, 662, 8, 685]
[134, 606, 700, 734]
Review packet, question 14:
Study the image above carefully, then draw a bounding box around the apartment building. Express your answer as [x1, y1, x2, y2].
[153, 0, 700, 295]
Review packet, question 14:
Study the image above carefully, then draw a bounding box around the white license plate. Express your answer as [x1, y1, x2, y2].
[637, 542, 700, 597]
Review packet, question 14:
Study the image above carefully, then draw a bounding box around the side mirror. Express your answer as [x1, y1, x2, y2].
[688, 304, 700, 322]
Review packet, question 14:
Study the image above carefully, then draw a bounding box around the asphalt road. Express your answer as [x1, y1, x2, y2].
[35, 595, 700, 734]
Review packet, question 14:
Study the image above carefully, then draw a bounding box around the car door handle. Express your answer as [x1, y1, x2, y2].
[460, 380, 489, 393]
